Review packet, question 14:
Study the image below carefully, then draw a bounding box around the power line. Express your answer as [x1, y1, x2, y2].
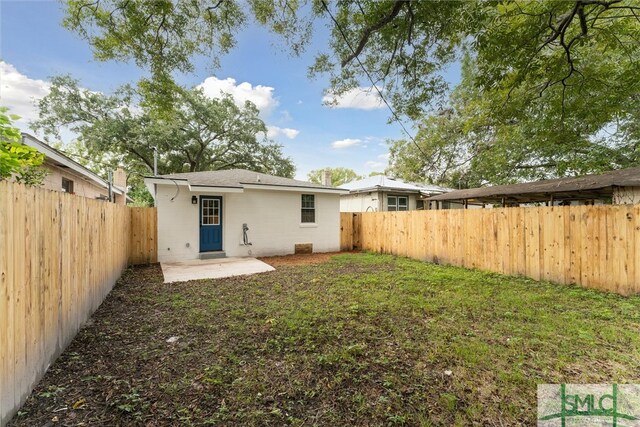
[320, 0, 428, 159]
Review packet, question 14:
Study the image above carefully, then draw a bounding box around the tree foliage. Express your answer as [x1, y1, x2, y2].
[32, 76, 295, 178]
[307, 167, 362, 186]
[388, 54, 640, 187]
[62, 1, 640, 118]
[62, 0, 311, 108]
[0, 108, 46, 185]
[61, 0, 640, 183]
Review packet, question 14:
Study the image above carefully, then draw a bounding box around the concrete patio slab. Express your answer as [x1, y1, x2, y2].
[161, 257, 275, 283]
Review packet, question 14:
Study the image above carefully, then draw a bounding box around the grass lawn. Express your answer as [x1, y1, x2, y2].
[11, 253, 640, 426]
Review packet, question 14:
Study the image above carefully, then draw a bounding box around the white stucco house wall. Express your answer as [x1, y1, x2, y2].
[340, 176, 454, 212]
[144, 169, 347, 262]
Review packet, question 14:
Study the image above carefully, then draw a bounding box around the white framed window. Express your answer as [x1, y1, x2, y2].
[201, 198, 220, 225]
[301, 194, 315, 223]
[388, 195, 408, 211]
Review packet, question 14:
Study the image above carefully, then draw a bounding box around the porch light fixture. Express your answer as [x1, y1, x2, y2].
[192, 195, 198, 204]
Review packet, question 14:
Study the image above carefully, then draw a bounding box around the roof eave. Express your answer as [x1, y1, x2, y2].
[23, 133, 114, 191]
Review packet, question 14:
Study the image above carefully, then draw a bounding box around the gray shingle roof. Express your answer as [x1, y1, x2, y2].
[151, 169, 341, 190]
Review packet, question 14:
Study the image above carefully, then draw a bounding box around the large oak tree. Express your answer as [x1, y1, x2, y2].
[33, 76, 294, 176]
[32, 76, 295, 204]
[61, 0, 640, 182]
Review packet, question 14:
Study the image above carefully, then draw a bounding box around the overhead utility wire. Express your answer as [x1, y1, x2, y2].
[320, 0, 428, 159]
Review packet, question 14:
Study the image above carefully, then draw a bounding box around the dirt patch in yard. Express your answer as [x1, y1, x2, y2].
[10, 252, 640, 426]
[258, 251, 354, 267]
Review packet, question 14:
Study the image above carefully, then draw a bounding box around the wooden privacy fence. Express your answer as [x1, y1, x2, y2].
[0, 181, 157, 426]
[341, 205, 640, 295]
[129, 207, 157, 265]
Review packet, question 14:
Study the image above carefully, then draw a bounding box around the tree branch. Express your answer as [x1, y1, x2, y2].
[340, 0, 406, 67]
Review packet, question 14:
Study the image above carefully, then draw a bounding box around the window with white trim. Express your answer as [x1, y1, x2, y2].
[388, 195, 408, 211]
[301, 194, 315, 223]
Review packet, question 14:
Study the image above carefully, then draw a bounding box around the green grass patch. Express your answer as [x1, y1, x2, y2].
[12, 252, 640, 426]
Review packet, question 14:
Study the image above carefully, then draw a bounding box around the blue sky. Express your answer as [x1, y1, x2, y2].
[1, 1, 460, 180]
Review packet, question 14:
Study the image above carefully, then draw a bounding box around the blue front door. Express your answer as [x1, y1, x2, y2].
[200, 196, 222, 251]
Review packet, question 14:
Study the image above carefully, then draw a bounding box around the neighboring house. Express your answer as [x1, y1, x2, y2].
[428, 166, 640, 208]
[21, 133, 128, 204]
[340, 175, 453, 212]
[144, 169, 347, 262]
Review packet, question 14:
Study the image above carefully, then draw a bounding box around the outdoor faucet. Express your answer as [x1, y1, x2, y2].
[242, 223, 252, 245]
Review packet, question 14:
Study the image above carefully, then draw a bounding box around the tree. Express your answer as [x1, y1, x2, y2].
[0, 107, 46, 185]
[61, 0, 311, 108]
[61, 0, 640, 181]
[388, 54, 640, 187]
[62, 1, 640, 119]
[32, 76, 295, 204]
[307, 167, 362, 186]
[34, 76, 294, 176]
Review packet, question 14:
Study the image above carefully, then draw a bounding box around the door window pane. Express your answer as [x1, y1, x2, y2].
[212, 199, 220, 225]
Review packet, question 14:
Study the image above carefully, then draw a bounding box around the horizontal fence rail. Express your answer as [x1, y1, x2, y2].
[342, 206, 640, 295]
[0, 181, 157, 426]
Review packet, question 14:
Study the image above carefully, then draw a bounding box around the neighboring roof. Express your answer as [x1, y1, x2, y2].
[341, 175, 452, 195]
[147, 169, 347, 192]
[428, 166, 640, 203]
[21, 133, 127, 196]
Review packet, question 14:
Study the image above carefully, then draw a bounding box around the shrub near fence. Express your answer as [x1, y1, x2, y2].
[341, 205, 640, 296]
[0, 181, 157, 426]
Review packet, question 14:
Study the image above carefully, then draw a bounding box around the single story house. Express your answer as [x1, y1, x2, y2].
[21, 133, 128, 204]
[144, 169, 347, 262]
[428, 166, 640, 208]
[340, 175, 453, 212]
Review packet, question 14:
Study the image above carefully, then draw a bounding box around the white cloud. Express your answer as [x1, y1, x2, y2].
[0, 61, 50, 123]
[365, 160, 386, 171]
[322, 87, 384, 110]
[378, 152, 390, 160]
[331, 138, 363, 149]
[198, 76, 278, 117]
[266, 125, 300, 140]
